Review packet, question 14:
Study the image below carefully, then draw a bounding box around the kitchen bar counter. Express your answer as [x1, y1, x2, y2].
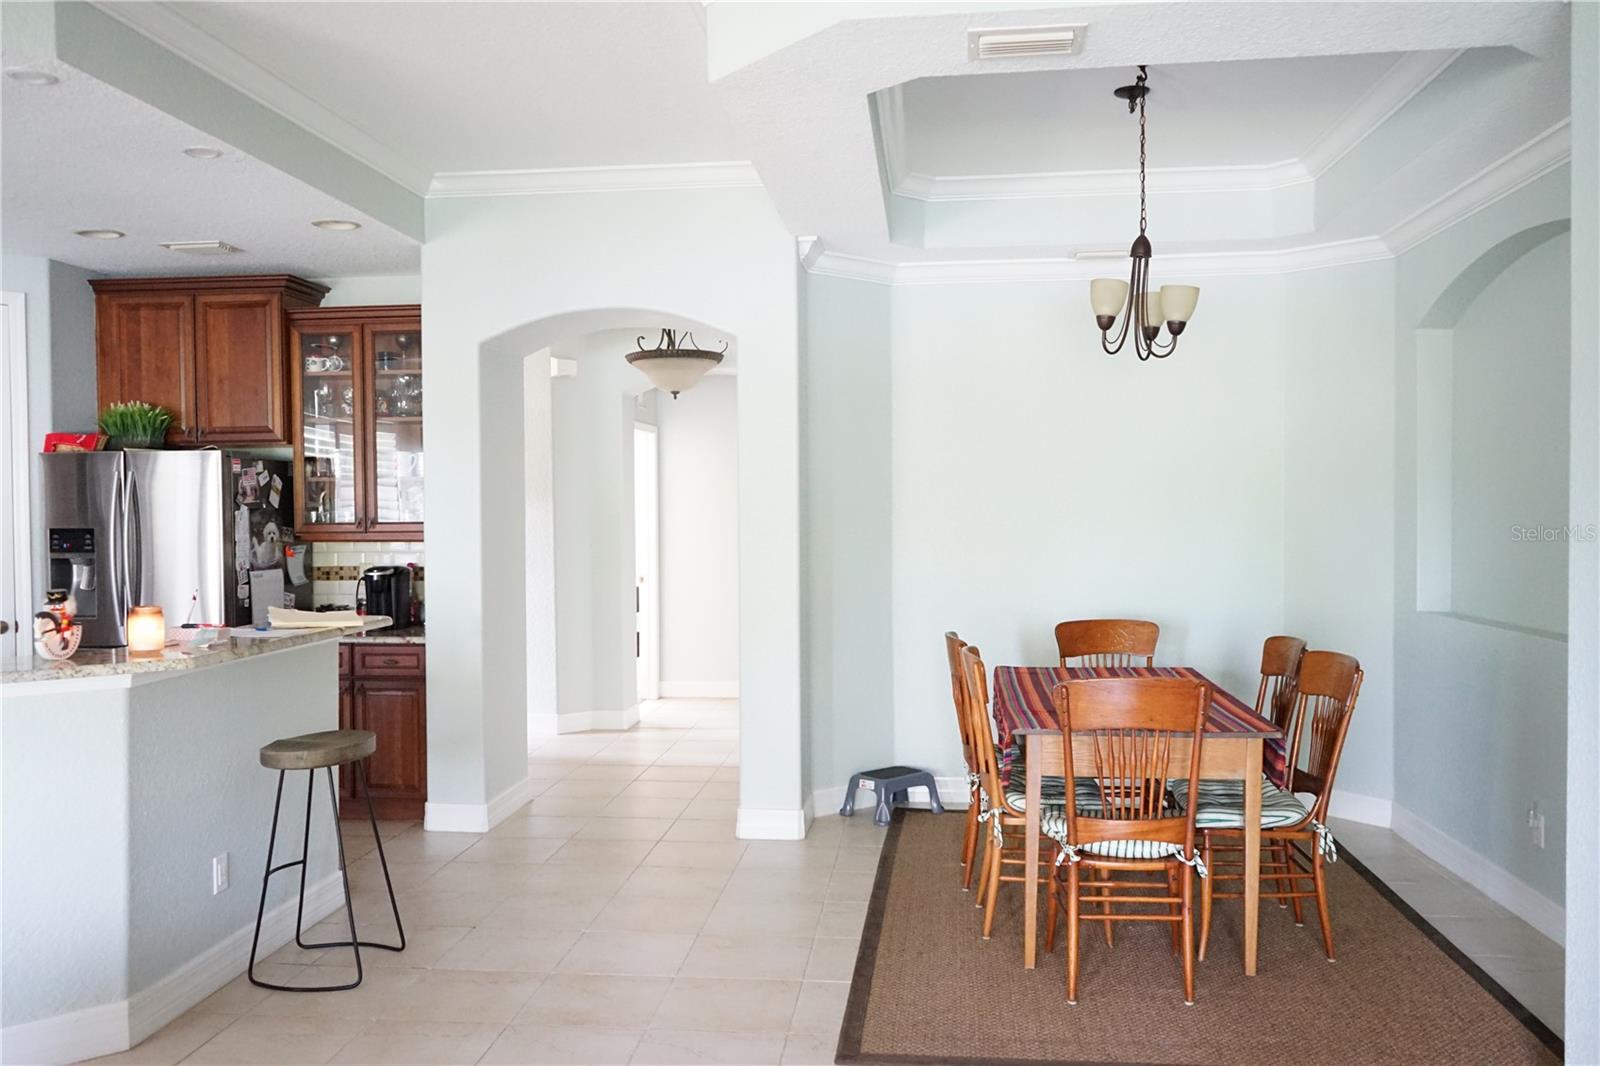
[0, 618, 392, 686]
[340, 623, 425, 645]
[2, 616, 364, 1062]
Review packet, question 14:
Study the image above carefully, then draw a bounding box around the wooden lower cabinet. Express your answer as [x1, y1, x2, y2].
[339, 643, 426, 820]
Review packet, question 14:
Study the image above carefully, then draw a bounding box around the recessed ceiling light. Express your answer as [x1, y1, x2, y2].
[182, 146, 224, 159]
[311, 219, 361, 231]
[75, 229, 125, 240]
[5, 70, 60, 86]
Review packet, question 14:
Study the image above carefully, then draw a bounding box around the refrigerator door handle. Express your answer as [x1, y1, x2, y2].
[109, 463, 125, 623]
[125, 464, 144, 606]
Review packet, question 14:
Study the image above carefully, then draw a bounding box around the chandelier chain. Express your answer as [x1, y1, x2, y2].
[1137, 66, 1148, 236]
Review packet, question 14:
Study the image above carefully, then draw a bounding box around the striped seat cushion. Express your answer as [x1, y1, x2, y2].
[1005, 776, 1096, 812]
[1189, 779, 1309, 829]
[1035, 808, 1186, 862]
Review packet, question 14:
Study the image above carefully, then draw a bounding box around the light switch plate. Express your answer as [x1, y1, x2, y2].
[212, 853, 229, 894]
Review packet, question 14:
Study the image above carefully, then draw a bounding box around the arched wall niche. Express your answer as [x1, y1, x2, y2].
[1413, 220, 1573, 635]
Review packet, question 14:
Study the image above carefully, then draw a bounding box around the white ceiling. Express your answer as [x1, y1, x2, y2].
[892, 53, 1403, 179]
[0, 62, 420, 276]
[0, 1, 1574, 276]
[712, 0, 1571, 261]
[164, 1, 745, 179]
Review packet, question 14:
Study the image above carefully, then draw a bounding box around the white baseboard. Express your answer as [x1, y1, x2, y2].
[736, 802, 812, 840]
[0, 874, 343, 1066]
[527, 706, 639, 738]
[658, 681, 739, 699]
[0, 999, 128, 1066]
[811, 774, 970, 820]
[1328, 789, 1393, 826]
[1390, 804, 1566, 946]
[485, 774, 538, 829]
[425, 774, 536, 833]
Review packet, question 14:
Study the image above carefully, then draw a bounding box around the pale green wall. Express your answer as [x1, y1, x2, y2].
[1450, 235, 1571, 635]
[1394, 168, 1571, 909]
[1564, 2, 1600, 1052]
[802, 272, 895, 795]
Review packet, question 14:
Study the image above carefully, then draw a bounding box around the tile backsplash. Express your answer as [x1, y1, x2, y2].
[309, 541, 424, 610]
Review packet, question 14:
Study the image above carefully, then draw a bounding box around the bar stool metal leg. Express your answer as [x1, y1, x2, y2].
[246, 757, 404, 992]
[298, 762, 406, 954]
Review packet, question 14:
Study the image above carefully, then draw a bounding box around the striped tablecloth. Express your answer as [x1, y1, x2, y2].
[991, 665, 1286, 786]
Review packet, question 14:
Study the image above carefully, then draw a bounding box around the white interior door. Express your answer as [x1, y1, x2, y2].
[1, 292, 33, 658]
[634, 423, 660, 701]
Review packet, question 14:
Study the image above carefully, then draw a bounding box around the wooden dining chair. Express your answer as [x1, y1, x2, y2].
[1256, 635, 1308, 734]
[1196, 651, 1363, 962]
[944, 632, 983, 889]
[1042, 676, 1210, 1005]
[1054, 619, 1159, 668]
[959, 644, 1066, 940]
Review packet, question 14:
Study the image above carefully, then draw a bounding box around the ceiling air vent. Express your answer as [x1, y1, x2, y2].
[160, 240, 243, 255]
[967, 24, 1086, 61]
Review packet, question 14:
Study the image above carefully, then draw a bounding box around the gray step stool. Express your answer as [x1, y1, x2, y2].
[840, 765, 944, 826]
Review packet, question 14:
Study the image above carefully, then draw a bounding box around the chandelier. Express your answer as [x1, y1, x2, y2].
[1090, 66, 1199, 360]
[626, 328, 726, 398]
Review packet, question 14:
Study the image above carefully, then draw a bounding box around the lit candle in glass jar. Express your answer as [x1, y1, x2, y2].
[127, 605, 166, 659]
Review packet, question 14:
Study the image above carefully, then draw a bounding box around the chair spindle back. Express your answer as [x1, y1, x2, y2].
[1283, 651, 1363, 820]
[1054, 619, 1159, 668]
[1053, 677, 1209, 851]
[959, 644, 1013, 817]
[945, 632, 978, 779]
[1256, 635, 1308, 732]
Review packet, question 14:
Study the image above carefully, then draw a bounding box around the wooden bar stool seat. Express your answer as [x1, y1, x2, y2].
[248, 728, 405, 993]
[259, 729, 377, 771]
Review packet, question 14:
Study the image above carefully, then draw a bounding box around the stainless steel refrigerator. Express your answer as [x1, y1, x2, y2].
[39, 449, 312, 647]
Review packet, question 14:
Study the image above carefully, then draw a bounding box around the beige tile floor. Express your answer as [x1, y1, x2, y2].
[86, 700, 874, 1066]
[86, 702, 1563, 1064]
[1327, 817, 1565, 1037]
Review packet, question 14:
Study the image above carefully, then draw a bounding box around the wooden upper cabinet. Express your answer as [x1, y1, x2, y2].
[91, 275, 327, 447]
[96, 293, 196, 443]
[289, 305, 423, 541]
[194, 292, 285, 444]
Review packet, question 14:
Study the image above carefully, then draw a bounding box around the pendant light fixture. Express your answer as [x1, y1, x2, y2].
[626, 328, 726, 398]
[1090, 66, 1199, 360]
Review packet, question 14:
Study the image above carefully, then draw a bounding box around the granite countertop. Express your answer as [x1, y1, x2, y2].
[1, 617, 393, 685]
[341, 624, 425, 645]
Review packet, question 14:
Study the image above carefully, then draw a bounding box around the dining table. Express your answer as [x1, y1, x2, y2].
[991, 664, 1284, 974]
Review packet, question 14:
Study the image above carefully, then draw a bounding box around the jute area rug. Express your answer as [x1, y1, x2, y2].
[837, 810, 1561, 1066]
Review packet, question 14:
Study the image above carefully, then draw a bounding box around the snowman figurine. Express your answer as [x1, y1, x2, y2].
[34, 589, 83, 661]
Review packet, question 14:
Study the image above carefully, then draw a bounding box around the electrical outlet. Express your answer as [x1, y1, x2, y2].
[212, 853, 230, 894]
[1527, 804, 1546, 849]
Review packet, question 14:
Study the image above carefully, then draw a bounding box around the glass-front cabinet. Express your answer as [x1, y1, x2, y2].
[289, 306, 423, 540]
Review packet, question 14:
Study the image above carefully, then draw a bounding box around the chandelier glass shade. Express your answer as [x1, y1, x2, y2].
[1091, 66, 1200, 360]
[626, 328, 726, 398]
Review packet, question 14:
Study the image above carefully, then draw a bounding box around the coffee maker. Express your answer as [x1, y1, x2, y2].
[355, 566, 412, 630]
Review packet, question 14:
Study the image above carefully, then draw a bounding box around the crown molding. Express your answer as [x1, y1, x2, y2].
[427, 161, 763, 198]
[882, 50, 1463, 205]
[807, 236, 1392, 287]
[811, 107, 1570, 286]
[894, 159, 1311, 202]
[796, 236, 824, 270]
[89, 1, 435, 196]
[1299, 49, 1464, 178]
[1386, 119, 1572, 255]
[811, 124, 1572, 288]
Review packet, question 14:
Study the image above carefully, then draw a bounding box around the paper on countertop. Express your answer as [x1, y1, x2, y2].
[249, 570, 283, 627]
[266, 607, 372, 629]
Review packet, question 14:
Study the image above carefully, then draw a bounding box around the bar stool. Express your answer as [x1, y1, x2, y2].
[247, 729, 405, 991]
